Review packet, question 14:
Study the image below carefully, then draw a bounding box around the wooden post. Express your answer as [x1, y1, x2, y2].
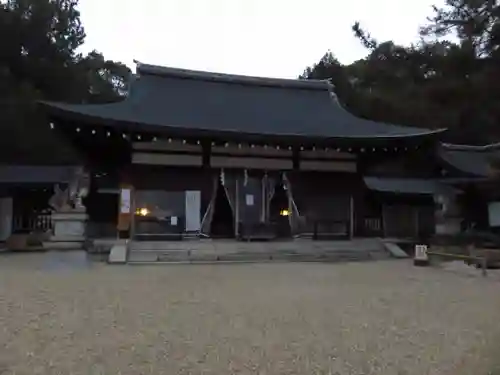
[235, 177, 240, 238]
[349, 195, 354, 239]
[382, 205, 388, 238]
[117, 167, 134, 240]
[414, 206, 420, 239]
[117, 185, 133, 239]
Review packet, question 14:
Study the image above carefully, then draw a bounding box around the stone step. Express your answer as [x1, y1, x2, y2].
[126, 238, 390, 264]
[129, 239, 386, 252]
[128, 249, 386, 263]
[382, 242, 409, 258]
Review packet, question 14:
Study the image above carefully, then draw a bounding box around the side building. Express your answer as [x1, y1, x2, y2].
[38, 63, 447, 242]
[436, 142, 500, 234]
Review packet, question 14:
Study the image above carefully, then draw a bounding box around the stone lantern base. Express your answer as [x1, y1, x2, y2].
[43, 210, 88, 250]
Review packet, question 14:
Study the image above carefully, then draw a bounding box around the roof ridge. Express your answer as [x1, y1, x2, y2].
[134, 61, 332, 90]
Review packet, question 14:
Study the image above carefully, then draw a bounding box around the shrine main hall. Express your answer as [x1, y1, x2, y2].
[38, 62, 451, 242]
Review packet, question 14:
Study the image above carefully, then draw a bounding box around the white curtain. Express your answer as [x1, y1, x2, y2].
[282, 172, 301, 234]
[265, 176, 276, 222]
[221, 170, 237, 237]
[221, 170, 236, 217]
[200, 175, 219, 236]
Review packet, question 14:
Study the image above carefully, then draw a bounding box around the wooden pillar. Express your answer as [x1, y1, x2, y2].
[235, 176, 240, 238]
[353, 179, 366, 237]
[349, 195, 355, 239]
[117, 167, 134, 239]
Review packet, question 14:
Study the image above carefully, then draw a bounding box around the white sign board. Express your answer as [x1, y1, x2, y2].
[414, 245, 428, 261]
[185, 191, 201, 231]
[170, 216, 178, 226]
[488, 202, 500, 227]
[245, 194, 254, 206]
[120, 189, 131, 214]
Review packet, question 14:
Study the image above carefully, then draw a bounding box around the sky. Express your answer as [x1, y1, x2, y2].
[78, 0, 443, 79]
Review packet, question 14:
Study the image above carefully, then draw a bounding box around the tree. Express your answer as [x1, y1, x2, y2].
[79, 50, 131, 103]
[421, 0, 500, 143]
[421, 0, 500, 57]
[302, 2, 500, 145]
[0, 0, 131, 163]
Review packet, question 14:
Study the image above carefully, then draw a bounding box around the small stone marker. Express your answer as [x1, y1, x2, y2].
[413, 244, 429, 266]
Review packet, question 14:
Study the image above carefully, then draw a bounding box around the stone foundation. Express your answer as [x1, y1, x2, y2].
[43, 210, 88, 251]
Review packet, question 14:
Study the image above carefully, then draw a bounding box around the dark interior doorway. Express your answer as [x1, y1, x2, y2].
[210, 181, 234, 238]
[269, 182, 291, 238]
[84, 189, 119, 238]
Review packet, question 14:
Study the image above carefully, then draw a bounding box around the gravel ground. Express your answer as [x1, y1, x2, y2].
[0, 254, 500, 375]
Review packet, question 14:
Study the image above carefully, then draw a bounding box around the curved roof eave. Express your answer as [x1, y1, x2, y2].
[39, 101, 447, 141]
[441, 142, 500, 151]
[438, 145, 498, 177]
[39, 100, 447, 143]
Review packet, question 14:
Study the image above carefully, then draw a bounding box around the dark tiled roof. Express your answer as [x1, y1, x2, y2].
[364, 177, 457, 195]
[40, 63, 446, 141]
[439, 143, 500, 177]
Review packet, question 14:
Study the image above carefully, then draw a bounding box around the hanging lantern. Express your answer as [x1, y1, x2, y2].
[280, 209, 290, 216]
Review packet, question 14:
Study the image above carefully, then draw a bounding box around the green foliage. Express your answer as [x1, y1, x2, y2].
[0, 0, 131, 163]
[302, 0, 500, 145]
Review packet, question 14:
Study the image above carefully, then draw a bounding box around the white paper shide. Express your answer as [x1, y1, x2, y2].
[245, 194, 254, 206]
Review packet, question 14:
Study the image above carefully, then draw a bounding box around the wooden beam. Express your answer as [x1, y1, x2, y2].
[132, 141, 202, 153]
[299, 160, 356, 172]
[132, 152, 203, 166]
[210, 156, 293, 170]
